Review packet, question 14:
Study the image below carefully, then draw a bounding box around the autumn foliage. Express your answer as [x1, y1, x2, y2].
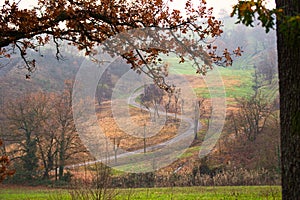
[0, 139, 15, 182]
[0, 0, 241, 89]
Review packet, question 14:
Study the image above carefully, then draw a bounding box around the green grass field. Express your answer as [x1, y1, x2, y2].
[0, 186, 281, 200]
[165, 57, 254, 99]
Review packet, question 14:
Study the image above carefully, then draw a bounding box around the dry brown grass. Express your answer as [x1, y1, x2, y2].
[96, 101, 188, 152]
[183, 74, 242, 87]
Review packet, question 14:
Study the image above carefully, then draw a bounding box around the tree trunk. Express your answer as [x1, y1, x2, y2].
[276, 0, 300, 198]
[58, 151, 65, 180]
[194, 101, 199, 140]
[59, 165, 64, 180]
[58, 131, 65, 180]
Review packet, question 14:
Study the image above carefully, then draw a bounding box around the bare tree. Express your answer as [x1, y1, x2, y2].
[256, 49, 277, 85]
[233, 93, 273, 141]
[164, 92, 172, 122]
[112, 137, 121, 163]
[141, 84, 164, 122]
[35, 126, 57, 179]
[173, 89, 181, 121]
[2, 83, 88, 181]
[193, 101, 200, 141]
[70, 163, 116, 200]
[96, 70, 113, 106]
[193, 98, 205, 140]
[52, 81, 88, 181]
[4, 92, 51, 179]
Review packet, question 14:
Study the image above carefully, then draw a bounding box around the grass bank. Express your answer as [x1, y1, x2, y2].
[0, 185, 281, 200]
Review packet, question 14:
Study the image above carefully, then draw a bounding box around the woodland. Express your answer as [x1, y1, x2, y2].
[0, 0, 299, 199]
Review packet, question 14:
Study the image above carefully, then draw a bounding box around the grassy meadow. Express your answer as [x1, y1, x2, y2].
[166, 56, 254, 99]
[0, 186, 281, 200]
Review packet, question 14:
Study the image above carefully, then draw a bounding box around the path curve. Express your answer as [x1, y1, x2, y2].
[66, 90, 201, 169]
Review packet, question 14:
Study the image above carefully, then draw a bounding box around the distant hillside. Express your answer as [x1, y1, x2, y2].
[0, 47, 85, 97]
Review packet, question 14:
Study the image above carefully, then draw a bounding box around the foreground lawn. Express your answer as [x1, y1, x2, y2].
[0, 185, 281, 200]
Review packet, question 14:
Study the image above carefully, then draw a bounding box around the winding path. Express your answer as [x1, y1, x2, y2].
[66, 90, 200, 169]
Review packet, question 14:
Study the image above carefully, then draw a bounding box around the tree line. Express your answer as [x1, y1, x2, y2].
[0, 0, 299, 198]
[0, 81, 88, 182]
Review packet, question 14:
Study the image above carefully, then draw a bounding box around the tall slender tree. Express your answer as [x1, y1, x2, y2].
[276, 1, 300, 197]
[232, 0, 300, 198]
[52, 81, 87, 180]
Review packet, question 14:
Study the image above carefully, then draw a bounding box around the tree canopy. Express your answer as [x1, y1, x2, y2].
[0, 0, 242, 90]
[231, 0, 300, 43]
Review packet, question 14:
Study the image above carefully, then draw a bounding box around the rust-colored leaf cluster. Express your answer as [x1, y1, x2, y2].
[206, 44, 243, 67]
[0, 139, 15, 182]
[0, 0, 241, 90]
